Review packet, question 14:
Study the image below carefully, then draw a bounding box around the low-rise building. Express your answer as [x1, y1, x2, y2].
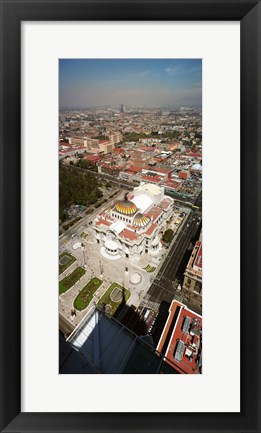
[109, 132, 122, 144]
[98, 140, 114, 154]
[83, 154, 103, 165]
[157, 300, 202, 374]
[163, 179, 182, 194]
[68, 136, 88, 147]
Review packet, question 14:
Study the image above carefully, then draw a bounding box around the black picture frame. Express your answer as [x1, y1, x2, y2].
[0, 1, 260, 432]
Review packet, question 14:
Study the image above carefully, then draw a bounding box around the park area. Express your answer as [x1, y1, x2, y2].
[74, 277, 102, 311]
[98, 282, 131, 317]
[59, 267, 85, 294]
[59, 252, 76, 274]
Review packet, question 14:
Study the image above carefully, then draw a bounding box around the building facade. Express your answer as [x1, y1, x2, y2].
[68, 136, 88, 147]
[182, 240, 202, 312]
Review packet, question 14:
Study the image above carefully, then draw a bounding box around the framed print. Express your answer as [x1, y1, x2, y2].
[0, 1, 260, 432]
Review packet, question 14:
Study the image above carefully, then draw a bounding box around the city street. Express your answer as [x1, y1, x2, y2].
[145, 212, 201, 305]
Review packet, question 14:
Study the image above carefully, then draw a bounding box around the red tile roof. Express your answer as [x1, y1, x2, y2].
[140, 174, 162, 183]
[99, 140, 111, 144]
[188, 152, 202, 158]
[163, 179, 180, 190]
[145, 206, 162, 221]
[159, 197, 172, 210]
[95, 219, 111, 227]
[128, 165, 143, 173]
[113, 148, 124, 153]
[119, 228, 139, 241]
[145, 222, 158, 236]
[84, 155, 102, 162]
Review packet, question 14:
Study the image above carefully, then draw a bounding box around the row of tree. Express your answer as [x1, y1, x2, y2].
[123, 130, 182, 143]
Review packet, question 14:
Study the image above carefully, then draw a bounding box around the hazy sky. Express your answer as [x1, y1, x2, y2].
[59, 59, 202, 108]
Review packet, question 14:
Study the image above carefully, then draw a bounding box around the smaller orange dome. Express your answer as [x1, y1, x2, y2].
[133, 213, 150, 228]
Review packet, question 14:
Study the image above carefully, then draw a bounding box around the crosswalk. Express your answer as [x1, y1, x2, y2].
[140, 299, 160, 311]
[153, 275, 176, 288]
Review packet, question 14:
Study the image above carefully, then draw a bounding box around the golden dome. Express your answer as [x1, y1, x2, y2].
[133, 213, 151, 228]
[114, 200, 138, 216]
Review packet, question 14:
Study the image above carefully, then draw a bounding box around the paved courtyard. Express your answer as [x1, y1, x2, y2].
[59, 202, 190, 328]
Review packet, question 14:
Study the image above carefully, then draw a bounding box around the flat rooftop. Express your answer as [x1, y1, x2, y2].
[157, 301, 202, 374]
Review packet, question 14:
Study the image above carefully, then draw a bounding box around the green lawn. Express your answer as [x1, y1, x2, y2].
[59, 252, 76, 274]
[143, 264, 156, 273]
[98, 282, 131, 317]
[74, 277, 102, 311]
[59, 267, 85, 294]
[80, 231, 88, 239]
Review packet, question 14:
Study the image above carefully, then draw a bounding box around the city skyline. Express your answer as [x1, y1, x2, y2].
[59, 59, 202, 108]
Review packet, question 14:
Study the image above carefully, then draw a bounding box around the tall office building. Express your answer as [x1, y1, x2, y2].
[120, 103, 125, 113]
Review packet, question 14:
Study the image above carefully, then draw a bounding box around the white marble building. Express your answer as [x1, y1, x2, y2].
[93, 183, 174, 261]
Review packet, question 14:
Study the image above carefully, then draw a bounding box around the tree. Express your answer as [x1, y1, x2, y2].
[59, 207, 67, 222]
[59, 166, 102, 211]
[93, 135, 107, 140]
[195, 132, 202, 140]
[162, 229, 174, 244]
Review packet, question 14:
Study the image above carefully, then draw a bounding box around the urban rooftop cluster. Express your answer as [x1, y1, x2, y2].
[59, 104, 202, 375]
